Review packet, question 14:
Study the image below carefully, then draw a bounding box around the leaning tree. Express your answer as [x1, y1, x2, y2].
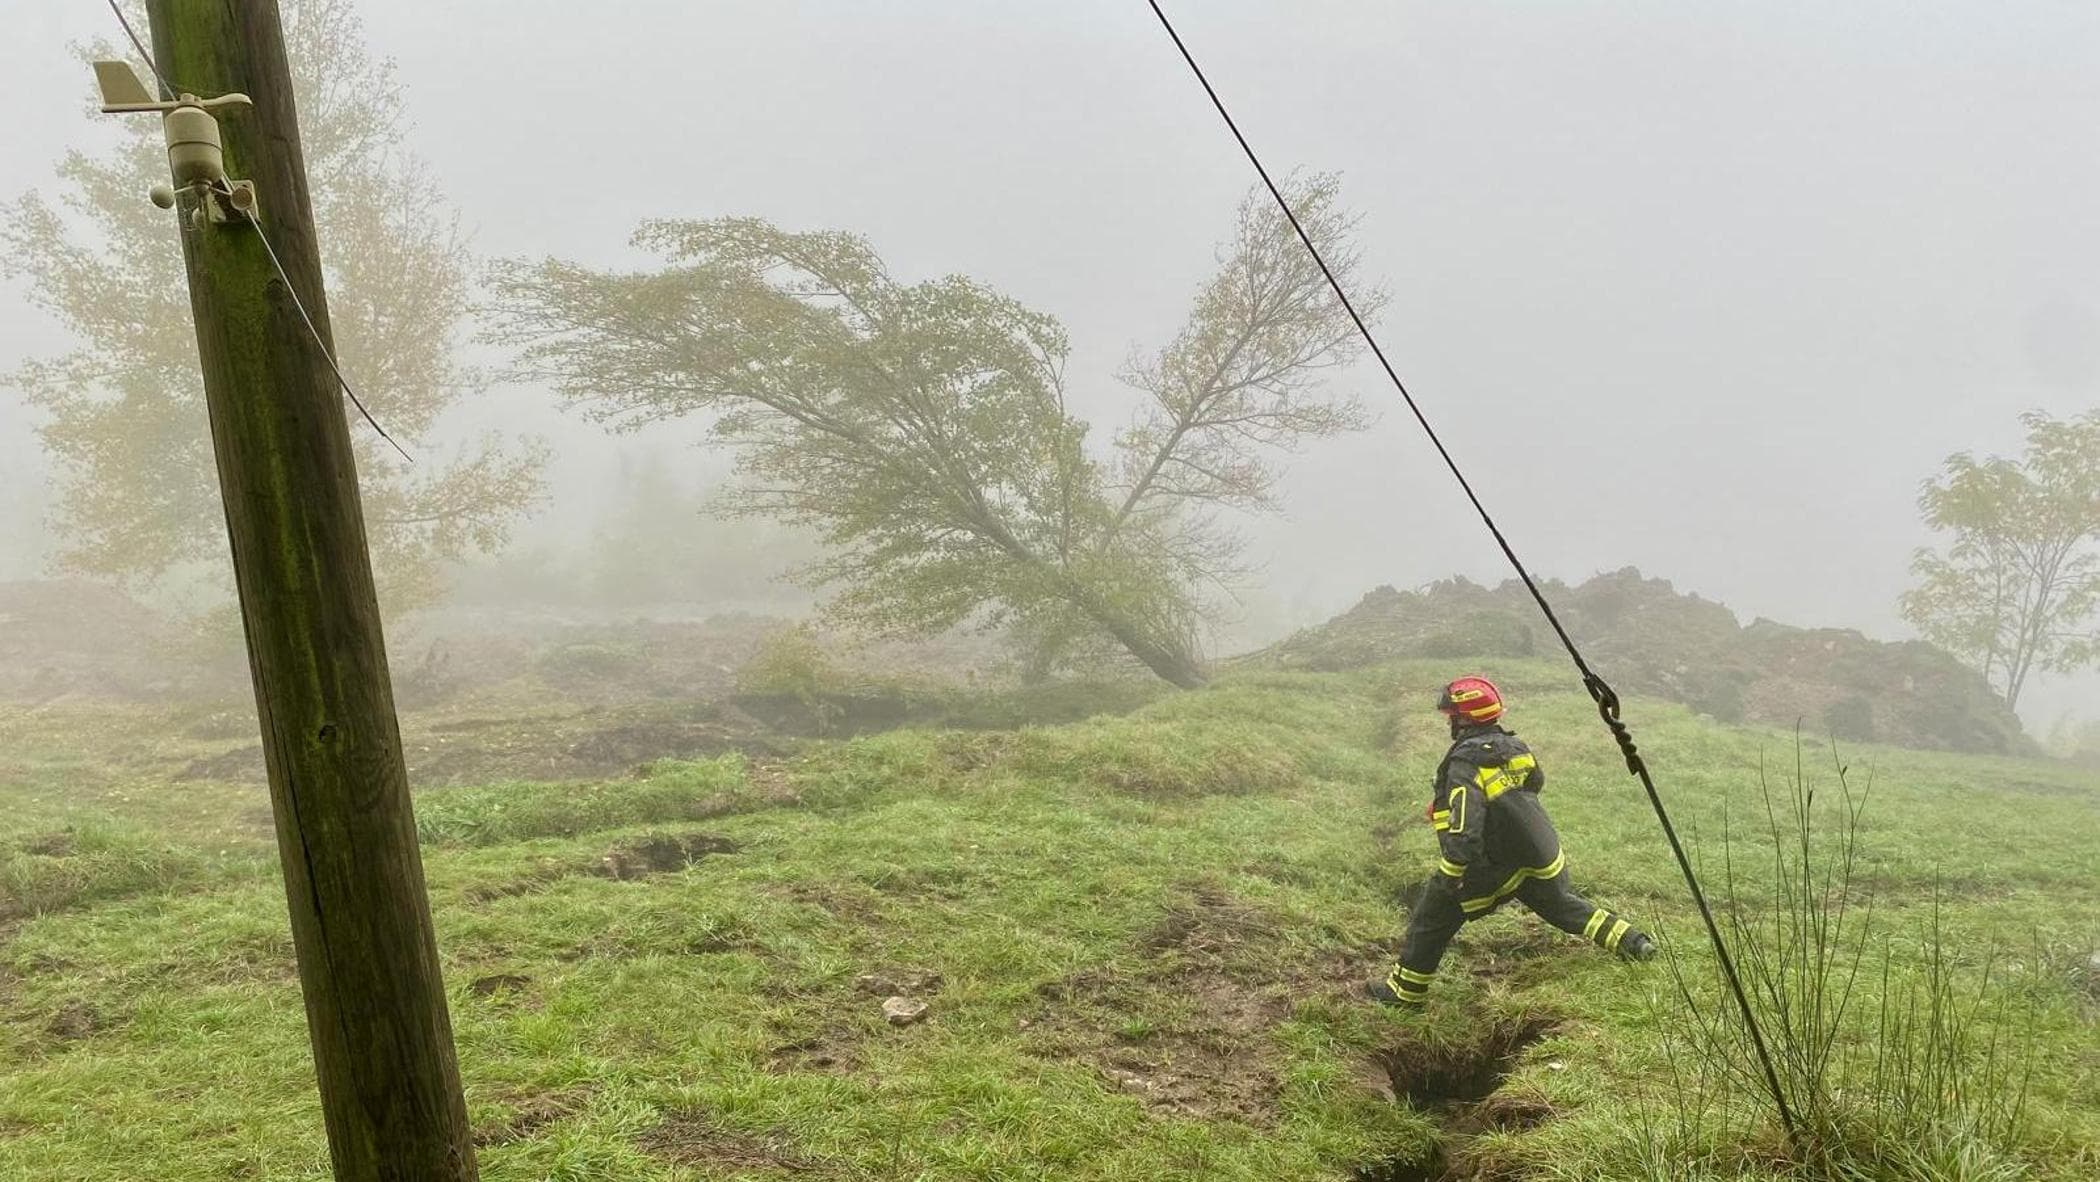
[490, 176, 1376, 686]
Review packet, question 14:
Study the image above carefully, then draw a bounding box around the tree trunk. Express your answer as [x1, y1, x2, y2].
[147, 3, 476, 1176]
[1088, 606, 1208, 689]
[988, 528, 1210, 690]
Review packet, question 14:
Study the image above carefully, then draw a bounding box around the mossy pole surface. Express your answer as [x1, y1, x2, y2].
[141, 2, 477, 1177]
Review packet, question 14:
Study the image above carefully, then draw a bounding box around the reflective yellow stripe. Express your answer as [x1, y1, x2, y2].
[1474, 753, 1537, 801]
[1438, 858, 1467, 879]
[1448, 787, 1467, 835]
[1605, 919, 1631, 952]
[1397, 967, 1436, 986]
[1460, 851, 1567, 914]
[1583, 910, 1609, 941]
[1431, 809, 1451, 833]
[1386, 967, 1430, 1002]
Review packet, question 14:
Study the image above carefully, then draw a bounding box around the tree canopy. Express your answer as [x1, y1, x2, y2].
[2, 0, 544, 613]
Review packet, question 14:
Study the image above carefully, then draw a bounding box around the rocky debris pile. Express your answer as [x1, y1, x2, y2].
[1246, 568, 2030, 755]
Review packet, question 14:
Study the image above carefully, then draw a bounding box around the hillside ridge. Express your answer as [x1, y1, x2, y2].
[1239, 568, 2028, 755]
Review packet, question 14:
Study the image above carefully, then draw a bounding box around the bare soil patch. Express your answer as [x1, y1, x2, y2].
[764, 1026, 863, 1075]
[595, 832, 740, 881]
[773, 881, 886, 923]
[406, 702, 791, 786]
[473, 1085, 592, 1148]
[44, 1000, 100, 1044]
[20, 832, 75, 858]
[636, 1108, 829, 1173]
[467, 973, 533, 999]
[1028, 883, 1374, 1125]
[463, 859, 584, 904]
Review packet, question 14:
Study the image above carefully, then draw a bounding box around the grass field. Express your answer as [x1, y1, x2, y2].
[1, 660, 2095, 1180]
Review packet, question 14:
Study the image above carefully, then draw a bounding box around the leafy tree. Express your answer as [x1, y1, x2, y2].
[2, 0, 544, 613]
[1901, 410, 2100, 712]
[490, 176, 1375, 687]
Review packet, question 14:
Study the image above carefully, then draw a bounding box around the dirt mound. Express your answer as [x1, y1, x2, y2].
[1245, 569, 2030, 755]
[5, 585, 1010, 718]
[0, 580, 185, 702]
[405, 702, 791, 786]
[392, 609, 1011, 709]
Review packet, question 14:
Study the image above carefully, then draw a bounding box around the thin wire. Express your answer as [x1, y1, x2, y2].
[101, 7, 406, 463]
[240, 194, 415, 464]
[1141, 0, 1799, 1141]
[106, 0, 178, 100]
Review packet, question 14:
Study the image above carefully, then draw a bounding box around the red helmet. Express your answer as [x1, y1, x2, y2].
[1436, 676, 1504, 726]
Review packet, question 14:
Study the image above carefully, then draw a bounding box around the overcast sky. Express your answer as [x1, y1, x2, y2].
[5, 1, 2097, 722]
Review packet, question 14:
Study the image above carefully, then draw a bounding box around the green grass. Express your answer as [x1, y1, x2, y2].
[0, 820, 236, 921]
[0, 660, 2094, 1180]
[415, 758, 752, 848]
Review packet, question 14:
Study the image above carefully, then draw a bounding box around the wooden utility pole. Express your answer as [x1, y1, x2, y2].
[135, 2, 477, 1177]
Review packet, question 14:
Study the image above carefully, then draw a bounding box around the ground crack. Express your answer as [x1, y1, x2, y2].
[1356, 1014, 1565, 1181]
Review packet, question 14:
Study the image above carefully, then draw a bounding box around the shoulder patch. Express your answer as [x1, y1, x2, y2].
[1468, 733, 1526, 765]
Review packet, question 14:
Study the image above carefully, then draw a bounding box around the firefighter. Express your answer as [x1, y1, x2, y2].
[1368, 675, 1656, 1007]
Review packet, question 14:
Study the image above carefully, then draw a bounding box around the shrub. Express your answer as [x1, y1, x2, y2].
[734, 625, 839, 700]
[1641, 741, 2040, 1180]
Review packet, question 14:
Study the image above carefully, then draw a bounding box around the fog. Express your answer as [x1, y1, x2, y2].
[5, 0, 2098, 724]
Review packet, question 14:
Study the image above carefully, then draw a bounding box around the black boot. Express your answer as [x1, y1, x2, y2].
[1365, 965, 1430, 1007]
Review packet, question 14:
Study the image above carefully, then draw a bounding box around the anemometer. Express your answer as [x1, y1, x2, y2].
[93, 59, 258, 223]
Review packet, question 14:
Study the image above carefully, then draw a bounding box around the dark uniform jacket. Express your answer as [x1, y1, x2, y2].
[1429, 725, 1565, 915]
